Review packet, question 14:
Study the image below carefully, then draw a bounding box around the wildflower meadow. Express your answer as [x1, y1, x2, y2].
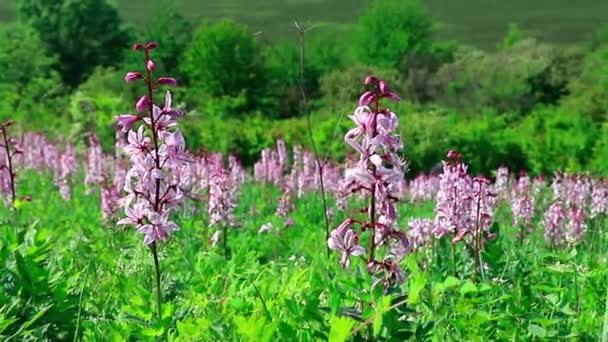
[2, 0, 608, 341]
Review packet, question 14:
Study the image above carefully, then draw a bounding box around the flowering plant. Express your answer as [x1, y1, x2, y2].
[115, 41, 190, 320]
[328, 76, 408, 288]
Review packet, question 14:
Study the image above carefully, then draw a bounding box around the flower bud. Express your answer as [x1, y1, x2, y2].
[146, 42, 158, 50]
[364, 75, 378, 85]
[135, 96, 151, 112]
[132, 43, 144, 51]
[4, 120, 13, 127]
[358, 90, 375, 107]
[124, 72, 143, 83]
[146, 60, 156, 72]
[157, 77, 177, 86]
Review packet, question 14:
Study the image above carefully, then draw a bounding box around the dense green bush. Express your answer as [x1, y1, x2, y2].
[563, 45, 608, 122]
[16, 0, 131, 86]
[515, 107, 598, 175]
[353, 0, 432, 69]
[429, 39, 581, 114]
[181, 20, 266, 113]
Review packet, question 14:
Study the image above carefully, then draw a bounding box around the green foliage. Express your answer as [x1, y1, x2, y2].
[181, 20, 266, 113]
[1, 172, 607, 340]
[319, 64, 403, 108]
[563, 45, 608, 121]
[68, 67, 133, 150]
[515, 107, 598, 174]
[430, 39, 581, 113]
[353, 0, 432, 69]
[16, 0, 131, 86]
[0, 24, 67, 130]
[500, 23, 523, 50]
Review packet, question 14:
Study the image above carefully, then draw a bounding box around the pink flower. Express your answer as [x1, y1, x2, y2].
[116, 114, 141, 132]
[137, 210, 179, 245]
[161, 91, 182, 118]
[123, 126, 151, 160]
[117, 201, 148, 226]
[328, 220, 365, 268]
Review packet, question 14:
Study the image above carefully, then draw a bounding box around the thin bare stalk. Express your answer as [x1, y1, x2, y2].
[294, 21, 331, 258]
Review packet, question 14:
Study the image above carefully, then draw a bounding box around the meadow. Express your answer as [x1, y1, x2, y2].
[1, 0, 608, 340]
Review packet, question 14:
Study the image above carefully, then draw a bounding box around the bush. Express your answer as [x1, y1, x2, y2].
[319, 64, 403, 108]
[430, 39, 580, 114]
[563, 45, 608, 122]
[515, 107, 598, 175]
[180, 20, 266, 113]
[17, 0, 131, 86]
[353, 0, 432, 69]
[262, 28, 347, 118]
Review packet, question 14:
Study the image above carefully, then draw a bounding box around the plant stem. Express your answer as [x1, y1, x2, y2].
[295, 21, 331, 258]
[222, 224, 229, 259]
[1, 127, 16, 207]
[151, 242, 162, 321]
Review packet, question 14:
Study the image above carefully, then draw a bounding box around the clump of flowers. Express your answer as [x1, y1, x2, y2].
[115, 41, 187, 320]
[208, 165, 239, 257]
[512, 172, 535, 242]
[328, 76, 408, 288]
[543, 201, 566, 246]
[434, 151, 496, 279]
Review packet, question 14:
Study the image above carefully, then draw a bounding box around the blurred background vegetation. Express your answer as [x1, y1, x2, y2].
[1, 0, 608, 176]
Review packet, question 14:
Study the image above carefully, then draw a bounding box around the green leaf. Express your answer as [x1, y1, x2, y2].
[373, 296, 392, 337]
[460, 280, 477, 295]
[528, 324, 547, 338]
[328, 315, 355, 342]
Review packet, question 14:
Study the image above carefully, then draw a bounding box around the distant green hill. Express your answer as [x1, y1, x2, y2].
[0, 0, 607, 49]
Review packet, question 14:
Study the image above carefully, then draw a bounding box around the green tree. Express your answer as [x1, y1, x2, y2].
[180, 20, 266, 113]
[0, 24, 66, 129]
[16, 0, 131, 86]
[353, 0, 432, 69]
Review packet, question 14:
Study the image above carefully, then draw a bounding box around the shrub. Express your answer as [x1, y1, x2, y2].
[430, 39, 580, 114]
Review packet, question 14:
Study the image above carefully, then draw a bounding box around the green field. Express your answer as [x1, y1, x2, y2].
[1, 0, 608, 48]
